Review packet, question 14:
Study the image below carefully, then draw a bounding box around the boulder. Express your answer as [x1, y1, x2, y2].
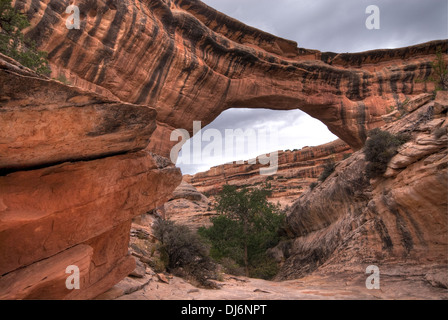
[403, 93, 433, 113]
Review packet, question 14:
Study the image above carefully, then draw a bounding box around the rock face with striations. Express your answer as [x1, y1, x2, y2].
[276, 93, 447, 288]
[1, 0, 447, 299]
[13, 0, 447, 156]
[164, 181, 214, 231]
[0, 54, 182, 299]
[168, 140, 352, 232]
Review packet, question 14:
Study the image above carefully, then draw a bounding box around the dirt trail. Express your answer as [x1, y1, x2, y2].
[96, 267, 448, 300]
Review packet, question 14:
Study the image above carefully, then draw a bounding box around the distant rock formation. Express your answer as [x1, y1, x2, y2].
[185, 139, 352, 208]
[164, 181, 214, 231]
[1, 0, 447, 299]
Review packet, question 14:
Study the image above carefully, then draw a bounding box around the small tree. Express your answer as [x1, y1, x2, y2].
[364, 128, 408, 178]
[318, 160, 336, 182]
[199, 184, 285, 279]
[153, 219, 217, 287]
[416, 47, 448, 92]
[431, 47, 448, 91]
[0, 0, 50, 74]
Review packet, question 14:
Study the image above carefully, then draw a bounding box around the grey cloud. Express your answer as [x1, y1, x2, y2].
[179, 109, 337, 175]
[202, 0, 447, 53]
[202, 108, 306, 132]
[178, 1, 447, 174]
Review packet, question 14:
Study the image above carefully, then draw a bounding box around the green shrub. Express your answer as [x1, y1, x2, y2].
[318, 161, 336, 182]
[364, 128, 408, 178]
[0, 0, 51, 75]
[153, 219, 217, 287]
[431, 47, 448, 91]
[249, 256, 279, 280]
[219, 257, 245, 276]
[55, 74, 71, 85]
[198, 184, 285, 280]
[433, 127, 446, 139]
[414, 47, 447, 92]
[149, 254, 168, 273]
[343, 153, 353, 160]
[309, 182, 318, 190]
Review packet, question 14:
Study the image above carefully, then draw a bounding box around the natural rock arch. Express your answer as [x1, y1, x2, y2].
[14, 0, 446, 156]
[1, 0, 446, 300]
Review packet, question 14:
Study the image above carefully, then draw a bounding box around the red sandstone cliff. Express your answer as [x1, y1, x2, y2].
[163, 140, 351, 233]
[0, 0, 447, 299]
[276, 93, 447, 286]
[0, 53, 182, 299]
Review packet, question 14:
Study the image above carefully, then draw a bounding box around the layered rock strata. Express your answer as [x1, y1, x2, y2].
[1, 0, 447, 300]
[165, 141, 352, 233]
[0, 54, 182, 299]
[164, 181, 214, 230]
[185, 139, 352, 208]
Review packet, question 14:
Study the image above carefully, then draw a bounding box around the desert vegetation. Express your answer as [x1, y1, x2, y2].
[414, 47, 448, 95]
[0, 0, 50, 74]
[431, 47, 448, 91]
[363, 128, 408, 178]
[318, 160, 336, 182]
[152, 219, 218, 288]
[198, 184, 285, 280]
[150, 183, 286, 285]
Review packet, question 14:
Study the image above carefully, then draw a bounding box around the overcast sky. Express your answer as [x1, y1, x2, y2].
[178, 0, 448, 175]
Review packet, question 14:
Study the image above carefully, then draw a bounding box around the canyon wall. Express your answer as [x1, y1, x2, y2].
[276, 93, 447, 285]
[13, 0, 447, 156]
[1, 0, 447, 299]
[165, 140, 351, 232]
[0, 54, 182, 299]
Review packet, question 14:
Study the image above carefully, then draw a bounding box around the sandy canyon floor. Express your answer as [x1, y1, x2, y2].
[97, 266, 448, 300]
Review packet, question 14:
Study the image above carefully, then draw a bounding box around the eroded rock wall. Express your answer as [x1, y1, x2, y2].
[1, 0, 447, 299]
[0, 54, 182, 299]
[277, 93, 447, 286]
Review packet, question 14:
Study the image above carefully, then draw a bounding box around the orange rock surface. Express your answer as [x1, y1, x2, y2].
[0, 54, 157, 170]
[277, 94, 447, 286]
[0, 55, 182, 299]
